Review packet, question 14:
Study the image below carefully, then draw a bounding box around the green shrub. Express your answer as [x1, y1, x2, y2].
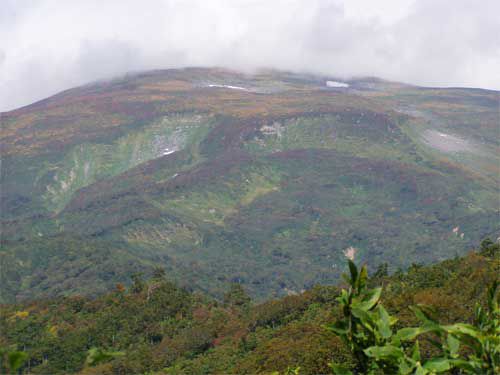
[326, 261, 499, 374]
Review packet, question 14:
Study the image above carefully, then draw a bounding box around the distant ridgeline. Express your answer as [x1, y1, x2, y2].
[0, 240, 498, 374]
[1, 68, 499, 303]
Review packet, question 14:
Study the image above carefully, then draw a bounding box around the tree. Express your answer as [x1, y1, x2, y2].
[479, 238, 499, 258]
[152, 266, 166, 280]
[130, 273, 145, 294]
[223, 283, 251, 308]
[372, 263, 388, 279]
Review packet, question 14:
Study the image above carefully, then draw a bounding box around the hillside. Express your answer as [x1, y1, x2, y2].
[0, 241, 498, 374]
[1, 68, 499, 302]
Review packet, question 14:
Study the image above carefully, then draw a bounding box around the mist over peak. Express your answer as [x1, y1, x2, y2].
[1, 0, 499, 112]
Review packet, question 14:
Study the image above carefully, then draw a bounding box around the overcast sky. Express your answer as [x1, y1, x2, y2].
[1, 0, 499, 112]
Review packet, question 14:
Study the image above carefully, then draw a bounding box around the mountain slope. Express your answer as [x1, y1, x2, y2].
[1, 244, 498, 374]
[1, 68, 499, 302]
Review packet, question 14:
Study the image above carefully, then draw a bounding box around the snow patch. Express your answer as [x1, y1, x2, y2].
[208, 84, 248, 91]
[422, 130, 482, 155]
[326, 80, 349, 88]
[260, 122, 283, 137]
[162, 148, 175, 156]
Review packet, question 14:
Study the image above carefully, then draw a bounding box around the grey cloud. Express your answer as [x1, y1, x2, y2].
[76, 39, 144, 81]
[1, 0, 499, 112]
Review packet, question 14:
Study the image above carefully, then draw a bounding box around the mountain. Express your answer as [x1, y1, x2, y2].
[1, 68, 499, 302]
[1, 243, 498, 374]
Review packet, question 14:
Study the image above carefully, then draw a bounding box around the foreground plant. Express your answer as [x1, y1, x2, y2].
[326, 261, 499, 374]
[442, 280, 500, 374]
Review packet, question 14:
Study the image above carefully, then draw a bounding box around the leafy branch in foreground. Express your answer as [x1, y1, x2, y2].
[326, 260, 499, 374]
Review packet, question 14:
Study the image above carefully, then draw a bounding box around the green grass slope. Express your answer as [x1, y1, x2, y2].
[1, 68, 498, 303]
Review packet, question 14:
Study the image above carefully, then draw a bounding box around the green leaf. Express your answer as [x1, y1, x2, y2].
[411, 306, 442, 330]
[376, 305, 393, 339]
[398, 359, 415, 375]
[336, 289, 349, 306]
[394, 326, 432, 342]
[358, 265, 368, 290]
[348, 260, 358, 288]
[446, 334, 460, 356]
[449, 359, 478, 372]
[414, 363, 428, 375]
[285, 366, 301, 375]
[356, 288, 382, 311]
[325, 321, 349, 335]
[474, 304, 485, 326]
[487, 280, 498, 313]
[411, 340, 421, 362]
[364, 345, 405, 360]
[351, 306, 375, 327]
[444, 323, 482, 339]
[410, 305, 434, 324]
[422, 357, 451, 372]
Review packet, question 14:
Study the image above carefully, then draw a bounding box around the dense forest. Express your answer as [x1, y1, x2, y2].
[1, 239, 498, 374]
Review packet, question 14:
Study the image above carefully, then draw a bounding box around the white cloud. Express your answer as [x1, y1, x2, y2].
[1, 0, 499, 111]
